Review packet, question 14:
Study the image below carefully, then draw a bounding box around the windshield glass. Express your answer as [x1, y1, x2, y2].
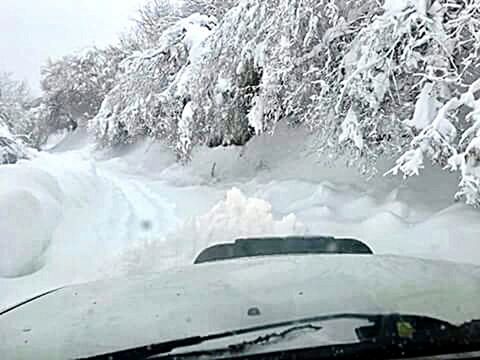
[1, 0, 480, 359]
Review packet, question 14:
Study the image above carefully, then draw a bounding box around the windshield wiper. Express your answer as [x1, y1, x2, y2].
[78, 313, 480, 360]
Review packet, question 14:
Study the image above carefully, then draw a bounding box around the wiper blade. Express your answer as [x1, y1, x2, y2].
[158, 317, 480, 360]
[78, 313, 469, 360]
[161, 336, 480, 360]
[78, 313, 380, 360]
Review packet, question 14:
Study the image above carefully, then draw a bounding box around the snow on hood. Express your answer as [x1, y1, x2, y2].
[1, 254, 479, 359]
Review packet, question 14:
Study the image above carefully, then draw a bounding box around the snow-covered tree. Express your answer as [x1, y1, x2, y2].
[0, 123, 28, 164]
[90, 13, 217, 152]
[191, 0, 480, 204]
[382, 0, 480, 205]
[91, 0, 379, 159]
[0, 73, 32, 135]
[189, 0, 377, 157]
[134, 0, 236, 47]
[40, 46, 129, 133]
[0, 73, 31, 163]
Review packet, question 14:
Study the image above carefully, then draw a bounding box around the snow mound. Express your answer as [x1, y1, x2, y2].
[378, 204, 480, 265]
[116, 188, 306, 274]
[47, 128, 91, 153]
[0, 166, 63, 278]
[184, 187, 306, 248]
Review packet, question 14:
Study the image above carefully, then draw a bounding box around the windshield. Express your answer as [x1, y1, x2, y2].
[1, 0, 480, 359]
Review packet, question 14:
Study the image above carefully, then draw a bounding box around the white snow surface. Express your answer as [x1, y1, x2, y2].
[1, 124, 480, 308]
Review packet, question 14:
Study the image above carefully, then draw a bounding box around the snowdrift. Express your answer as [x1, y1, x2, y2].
[0, 165, 63, 277]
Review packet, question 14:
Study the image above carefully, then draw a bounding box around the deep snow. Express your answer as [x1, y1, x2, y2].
[1, 125, 480, 309]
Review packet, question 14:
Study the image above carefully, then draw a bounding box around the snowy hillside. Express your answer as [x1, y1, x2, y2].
[1, 125, 480, 309]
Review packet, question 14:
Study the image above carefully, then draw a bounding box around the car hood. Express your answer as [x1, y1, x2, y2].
[1, 254, 480, 359]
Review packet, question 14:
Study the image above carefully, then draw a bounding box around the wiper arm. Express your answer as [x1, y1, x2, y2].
[78, 313, 465, 360]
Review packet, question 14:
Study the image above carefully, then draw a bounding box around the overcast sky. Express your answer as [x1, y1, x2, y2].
[0, 0, 146, 94]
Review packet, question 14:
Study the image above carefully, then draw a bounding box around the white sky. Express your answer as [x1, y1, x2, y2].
[0, 0, 147, 94]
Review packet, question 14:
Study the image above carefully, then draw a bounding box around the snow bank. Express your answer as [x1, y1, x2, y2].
[0, 166, 63, 277]
[46, 128, 91, 153]
[377, 204, 480, 265]
[255, 178, 480, 265]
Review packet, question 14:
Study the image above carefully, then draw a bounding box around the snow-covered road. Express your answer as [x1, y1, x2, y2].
[2, 127, 480, 309]
[0, 147, 178, 306]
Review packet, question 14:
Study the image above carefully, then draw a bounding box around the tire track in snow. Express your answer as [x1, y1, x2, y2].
[0, 150, 178, 309]
[98, 169, 178, 242]
[94, 170, 180, 275]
